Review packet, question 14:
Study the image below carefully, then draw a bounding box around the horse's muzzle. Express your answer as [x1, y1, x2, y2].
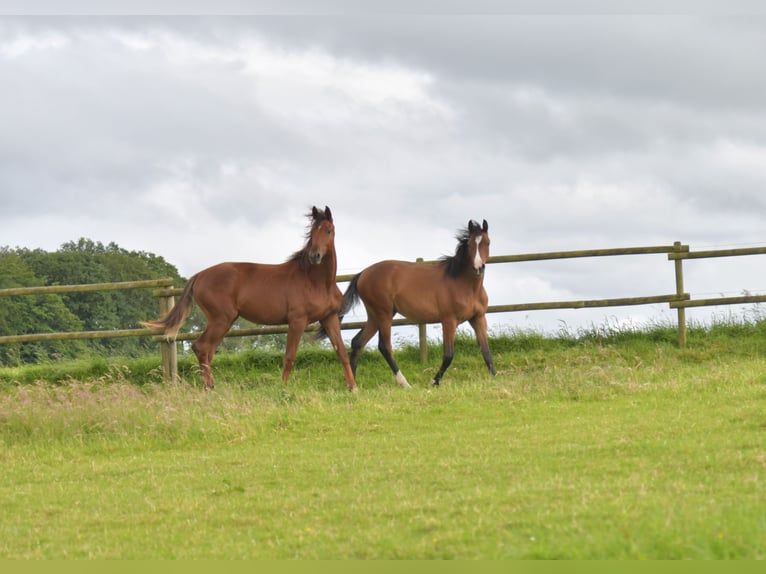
[474, 265, 485, 276]
[308, 251, 323, 265]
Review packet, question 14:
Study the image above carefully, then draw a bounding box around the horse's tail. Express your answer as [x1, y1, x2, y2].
[140, 274, 197, 340]
[339, 273, 362, 318]
[314, 273, 362, 341]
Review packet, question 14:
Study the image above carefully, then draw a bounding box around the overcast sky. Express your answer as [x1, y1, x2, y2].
[2, 1, 766, 338]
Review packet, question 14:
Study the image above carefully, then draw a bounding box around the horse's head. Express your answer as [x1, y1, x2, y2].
[467, 219, 490, 276]
[307, 205, 335, 265]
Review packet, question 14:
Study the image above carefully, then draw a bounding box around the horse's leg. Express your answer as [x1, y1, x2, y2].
[377, 318, 411, 388]
[191, 318, 233, 390]
[282, 318, 308, 384]
[470, 314, 497, 376]
[432, 318, 458, 386]
[349, 319, 378, 377]
[319, 314, 357, 392]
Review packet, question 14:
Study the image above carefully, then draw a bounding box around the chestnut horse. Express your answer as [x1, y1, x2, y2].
[339, 219, 496, 387]
[142, 206, 356, 391]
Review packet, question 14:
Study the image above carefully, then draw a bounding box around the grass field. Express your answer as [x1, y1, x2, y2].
[0, 322, 765, 559]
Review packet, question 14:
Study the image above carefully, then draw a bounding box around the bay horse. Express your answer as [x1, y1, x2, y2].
[338, 219, 496, 387]
[142, 206, 356, 391]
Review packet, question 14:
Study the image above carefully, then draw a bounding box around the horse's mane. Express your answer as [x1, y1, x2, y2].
[440, 224, 475, 278]
[287, 208, 333, 270]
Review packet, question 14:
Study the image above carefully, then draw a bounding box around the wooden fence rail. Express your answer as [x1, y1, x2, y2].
[0, 278, 179, 381]
[3, 241, 766, 382]
[0, 278, 174, 297]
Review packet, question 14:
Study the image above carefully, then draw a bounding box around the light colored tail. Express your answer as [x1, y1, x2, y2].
[140, 275, 197, 340]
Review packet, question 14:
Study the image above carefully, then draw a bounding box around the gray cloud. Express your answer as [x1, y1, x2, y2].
[2, 12, 766, 334]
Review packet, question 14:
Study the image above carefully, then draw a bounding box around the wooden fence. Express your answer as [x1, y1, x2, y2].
[3, 241, 766, 382]
[0, 278, 179, 382]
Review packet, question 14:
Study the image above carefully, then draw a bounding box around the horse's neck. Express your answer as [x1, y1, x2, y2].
[313, 249, 338, 288]
[457, 266, 484, 292]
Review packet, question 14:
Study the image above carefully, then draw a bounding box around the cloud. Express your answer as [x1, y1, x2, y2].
[2, 14, 766, 336]
[0, 27, 68, 58]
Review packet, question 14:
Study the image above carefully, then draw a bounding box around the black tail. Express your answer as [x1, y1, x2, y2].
[314, 273, 362, 341]
[339, 273, 362, 318]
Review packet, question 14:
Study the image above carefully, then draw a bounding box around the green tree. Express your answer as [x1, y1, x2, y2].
[0, 248, 85, 365]
[7, 239, 185, 362]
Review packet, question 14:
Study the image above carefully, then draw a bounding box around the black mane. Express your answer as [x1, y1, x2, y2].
[287, 207, 332, 270]
[440, 226, 475, 278]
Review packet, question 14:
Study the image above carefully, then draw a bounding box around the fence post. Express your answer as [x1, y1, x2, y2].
[159, 293, 178, 382]
[673, 241, 687, 348]
[416, 257, 428, 363]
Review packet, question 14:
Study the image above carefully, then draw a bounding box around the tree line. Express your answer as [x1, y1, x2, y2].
[1, 238, 289, 367]
[0, 239, 188, 366]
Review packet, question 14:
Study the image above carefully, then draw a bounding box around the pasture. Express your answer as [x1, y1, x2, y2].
[0, 324, 765, 559]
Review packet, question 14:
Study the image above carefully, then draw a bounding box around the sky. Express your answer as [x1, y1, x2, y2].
[2, 1, 766, 340]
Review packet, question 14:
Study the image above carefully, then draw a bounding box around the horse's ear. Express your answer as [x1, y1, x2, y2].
[482, 219, 488, 232]
[311, 206, 320, 220]
[324, 206, 333, 221]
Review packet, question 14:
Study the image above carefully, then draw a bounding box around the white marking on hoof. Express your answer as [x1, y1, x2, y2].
[395, 370, 411, 388]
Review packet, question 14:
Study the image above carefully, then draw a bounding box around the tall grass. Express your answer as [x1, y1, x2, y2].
[1, 319, 765, 558]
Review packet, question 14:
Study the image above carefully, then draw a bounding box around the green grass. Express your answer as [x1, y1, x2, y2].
[0, 323, 765, 558]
